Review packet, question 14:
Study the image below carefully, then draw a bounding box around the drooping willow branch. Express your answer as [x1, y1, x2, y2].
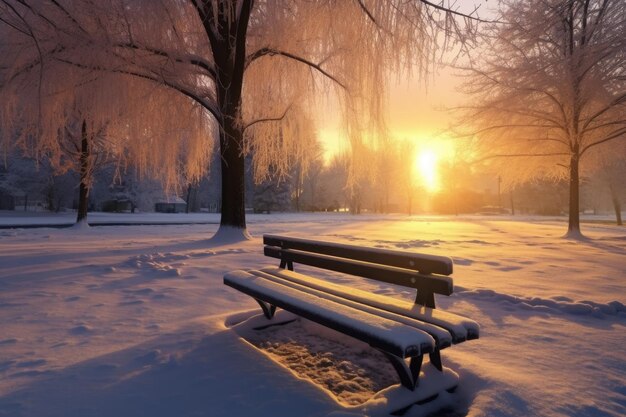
[245, 47, 347, 90]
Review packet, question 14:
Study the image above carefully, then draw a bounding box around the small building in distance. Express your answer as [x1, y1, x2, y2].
[155, 196, 187, 213]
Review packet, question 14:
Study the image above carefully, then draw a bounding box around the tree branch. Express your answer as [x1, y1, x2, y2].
[471, 152, 569, 164]
[54, 57, 220, 122]
[245, 47, 346, 89]
[243, 104, 292, 133]
[114, 42, 216, 80]
[419, 0, 494, 23]
[355, 0, 379, 27]
[581, 92, 626, 133]
[580, 127, 626, 156]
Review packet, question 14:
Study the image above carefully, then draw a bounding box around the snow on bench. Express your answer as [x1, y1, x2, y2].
[247, 268, 454, 349]
[224, 270, 436, 358]
[257, 267, 479, 343]
[223, 235, 480, 395]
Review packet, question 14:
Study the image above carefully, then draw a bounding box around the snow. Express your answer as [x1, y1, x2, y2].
[0, 212, 624, 417]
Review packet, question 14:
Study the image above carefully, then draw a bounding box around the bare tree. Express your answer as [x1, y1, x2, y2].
[460, 0, 626, 238]
[591, 146, 626, 225]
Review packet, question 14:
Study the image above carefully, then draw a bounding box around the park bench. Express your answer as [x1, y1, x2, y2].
[224, 234, 479, 394]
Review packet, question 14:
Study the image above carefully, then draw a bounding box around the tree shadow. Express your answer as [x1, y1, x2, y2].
[566, 236, 626, 255]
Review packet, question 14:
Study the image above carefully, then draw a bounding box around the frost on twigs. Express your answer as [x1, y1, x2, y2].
[0, 5, 215, 199]
[457, 0, 626, 236]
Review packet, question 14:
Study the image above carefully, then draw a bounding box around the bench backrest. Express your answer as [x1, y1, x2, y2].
[263, 234, 454, 308]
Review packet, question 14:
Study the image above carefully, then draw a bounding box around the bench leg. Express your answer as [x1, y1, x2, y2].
[429, 349, 443, 371]
[414, 290, 435, 308]
[255, 299, 276, 319]
[380, 351, 423, 391]
[278, 260, 294, 271]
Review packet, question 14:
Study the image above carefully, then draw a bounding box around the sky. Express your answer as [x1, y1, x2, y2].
[317, 65, 463, 160]
[316, 0, 496, 165]
[316, 63, 467, 196]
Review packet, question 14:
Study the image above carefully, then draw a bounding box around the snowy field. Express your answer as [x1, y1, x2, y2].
[0, 212, 624, 417]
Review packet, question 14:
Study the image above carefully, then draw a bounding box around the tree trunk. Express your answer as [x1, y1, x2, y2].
[218, 113, 247, 229]
[609, 184, 623, 226]
[185, 184, 192, 214]
[77, 119, 90, 224]
[294, 167, 302, 212]
[566, 154, 581, 236]
[510, 191, 515, 215]
[206, 0, 253, 233]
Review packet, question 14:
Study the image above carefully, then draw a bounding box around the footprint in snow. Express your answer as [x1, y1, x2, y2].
[118, 299, 145, 306]
[452, 257, 473, 266]
[9, 370, 53, 378]
[497, 266, 522, 271]
[16, 359, 46, 368]
[133, 350, 168, 366]
[0, 360, 16, 371]
[123, 288, 155, 295]
[90, 363, 119, 373]
[69, 325, 92, 335]
[29, 291, 56, 298]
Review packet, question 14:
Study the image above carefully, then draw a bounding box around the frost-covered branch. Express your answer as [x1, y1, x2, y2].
[245, 47, 346, 90]
[471, 152, 571, 164]
[243, 104, 292, 133]
[581, 127, 626, 155]
[419, 0, 490, 23]
[54, 57, 220, 122]
[581, 92, 626, 133]
[355, 0, 379, 27]
[114, 42, 217, 80]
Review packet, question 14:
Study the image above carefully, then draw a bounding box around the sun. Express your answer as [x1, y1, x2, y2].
[415, 148, 440, 192]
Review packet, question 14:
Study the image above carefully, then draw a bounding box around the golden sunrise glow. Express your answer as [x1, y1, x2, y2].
[415, 149, 440, 192]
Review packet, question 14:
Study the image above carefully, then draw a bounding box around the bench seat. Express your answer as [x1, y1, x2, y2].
[225, 269, 436, 359]
[248, 268, 454, 349]
[258, 266, 479, 343]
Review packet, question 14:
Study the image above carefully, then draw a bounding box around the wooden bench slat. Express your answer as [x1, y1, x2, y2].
[259, 267, 479, 342]
[264, 246, 453, 296]
[249, 269, 454, 349]
[264, 234, 453, 275]
[224, 270, 436, 358]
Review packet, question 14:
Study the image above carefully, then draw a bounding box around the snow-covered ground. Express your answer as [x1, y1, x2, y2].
[0, 212, 624, 417]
